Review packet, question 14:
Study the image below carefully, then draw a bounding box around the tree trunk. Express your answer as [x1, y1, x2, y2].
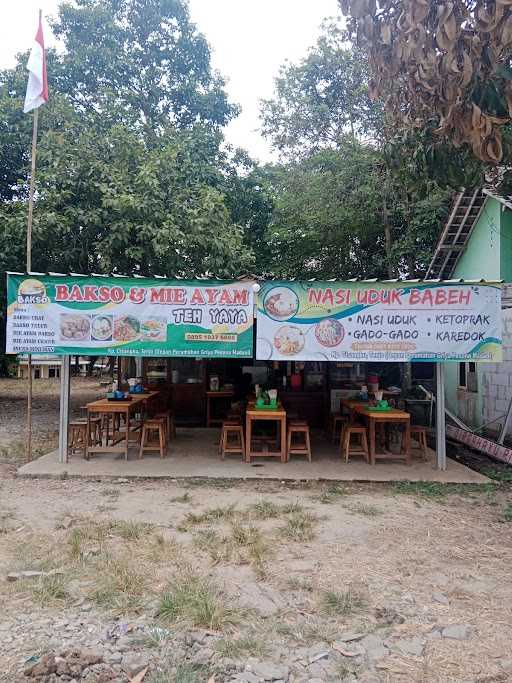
[382, 182, 393, 278]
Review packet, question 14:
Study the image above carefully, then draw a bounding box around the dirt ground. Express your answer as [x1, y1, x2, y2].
[0, 377, 103, 462]
[0, 471, 511, 683]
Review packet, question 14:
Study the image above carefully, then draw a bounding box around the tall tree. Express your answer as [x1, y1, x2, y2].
[51, 0, 237, 132]
[260, 21, 382, 157]
[259, 20, 487, 278]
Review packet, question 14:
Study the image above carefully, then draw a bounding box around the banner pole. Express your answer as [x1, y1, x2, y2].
[436, 363, 447, 470]
[26, 105, 39, 462]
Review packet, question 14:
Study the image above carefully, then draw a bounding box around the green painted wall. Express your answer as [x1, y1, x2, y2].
[454, 196, 501, 280]
[500, 204, 512, 281]
[444, 195, 507, 427]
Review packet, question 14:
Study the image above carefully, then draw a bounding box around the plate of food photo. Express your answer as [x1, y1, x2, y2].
[263, 286, 300, 321]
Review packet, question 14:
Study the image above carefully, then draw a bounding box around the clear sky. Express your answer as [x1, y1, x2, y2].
[0, 0, 340, 161]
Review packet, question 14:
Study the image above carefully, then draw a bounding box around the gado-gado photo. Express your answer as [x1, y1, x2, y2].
[91, 315, 113, 341]
[59, 314, 90, 342]
[141, 317, 168, 342]
[274, 325, 305, 356]
[113, 315, 140, 342]
[315, 318, 344, 347]
[263, 286, 299, 320]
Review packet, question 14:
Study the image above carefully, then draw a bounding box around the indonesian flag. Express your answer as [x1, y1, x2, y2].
[23, 14, 48, 113]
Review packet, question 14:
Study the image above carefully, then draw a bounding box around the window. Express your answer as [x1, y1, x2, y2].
[459, 363, 466, 388]
[459, 362, 478, 392]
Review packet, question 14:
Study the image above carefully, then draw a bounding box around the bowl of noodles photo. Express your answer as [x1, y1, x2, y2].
[91, 315, 113, 342]
[315, 318, 344, 347]
[263, 286, 299, 321]
[274, 325, 305, 356]
[60, 314, 91, 342]
[113, 315, 140, 342]
[141, 317, 167, 342]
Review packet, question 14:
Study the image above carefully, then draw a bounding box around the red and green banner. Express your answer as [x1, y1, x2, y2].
[6, 274, 254, 357]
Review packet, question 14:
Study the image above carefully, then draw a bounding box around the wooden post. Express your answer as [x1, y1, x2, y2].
[436, 363, 447, 470]
[26, 106, 39, 462]
[58, 356, 70, 463]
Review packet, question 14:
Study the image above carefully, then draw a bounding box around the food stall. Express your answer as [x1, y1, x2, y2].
[5, 272, 503, 470]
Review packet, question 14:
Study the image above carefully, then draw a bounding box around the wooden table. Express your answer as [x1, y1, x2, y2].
[206, 389, 235, 427]
[86, 391, 159, 460]
[352, 404, 411, 465]
[245, 405, 287, 463]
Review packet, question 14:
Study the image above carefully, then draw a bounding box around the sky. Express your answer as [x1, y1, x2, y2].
[0, 0, 340, 161]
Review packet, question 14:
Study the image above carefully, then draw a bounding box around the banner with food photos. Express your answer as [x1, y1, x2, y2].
[256, 280, 502, 362]
[6, 274, 254, 357]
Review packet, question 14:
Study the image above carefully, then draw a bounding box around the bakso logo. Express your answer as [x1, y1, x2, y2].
[17, 279, 49, 304]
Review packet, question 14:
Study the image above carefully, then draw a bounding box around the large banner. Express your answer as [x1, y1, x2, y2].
[257, 281, 502, 362]
[6, 274, 254, 357]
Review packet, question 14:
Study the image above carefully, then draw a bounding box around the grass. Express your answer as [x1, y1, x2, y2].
[91, 555, 147, 613]
[157, 570, 240, 630]
[177, 504, 238, 531]
[278, 510, 317, 542]
[346, 503, 382, 517]
[230, 521, 271, 578]
[503, 503, 512, 522]
[249, 499, 284, 519]
[31, 573, 69, 606]
[193, 528, 231, 564]
[148, 663, 209, 683]
[312, 483, 347, 504]
[319, 588, 366, 617]
[170, 492, 193, 504]
[481, 466, 512, 484]
[287, 576, 313, 592]
[393, 481, 497, 500]
[111, 519, 153, 541]
[193, 523, 271, 577]
[0, 510, 15, 534]
[101, 488, 120, 498]
[215, 634, 268, 659]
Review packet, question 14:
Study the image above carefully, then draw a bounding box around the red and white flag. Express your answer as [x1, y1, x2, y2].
[23, 14, 48, 113]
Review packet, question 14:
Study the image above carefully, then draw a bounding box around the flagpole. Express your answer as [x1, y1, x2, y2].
[26, 105, 39, 463]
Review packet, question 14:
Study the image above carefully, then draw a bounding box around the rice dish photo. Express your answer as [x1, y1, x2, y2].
[60, 314, 91, 342]
[264, 287, 299, 320]
[141, 317, 167, 342]
[113, 315, 140, 342]
[91, 315, 113, 341]
[274, 325, 305, 356]
[315, 318, 344, 347]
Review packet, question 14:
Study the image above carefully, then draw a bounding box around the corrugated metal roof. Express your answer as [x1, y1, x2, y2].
[6, 271, 504, 285]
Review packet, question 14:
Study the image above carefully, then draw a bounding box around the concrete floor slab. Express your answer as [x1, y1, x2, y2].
[17, 429, 489, 483]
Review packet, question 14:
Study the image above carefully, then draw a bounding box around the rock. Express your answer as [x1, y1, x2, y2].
[441, 624, 473, 640]
[121, 653, 149, 678]
[247, 660, 289, 681]
[499, 659, 512, 672]
[115, 478, 129, 484]
[432, 592, 450, 605]
[307, 679, 325, 683]
[192, 647, 214, 665]
[332, 641, 364, 657]
[393, 636, 425, 657]
[360, 634, 388, 661]
[336, 631, 365, 643]
[80, 649, 103, 667]
[7, 570, 44, 581]
[236, 674, 260, 683]
[308, 651, 329, 664]
[25, 654, 57, 677]
[237, 582, 287, 616]
[374, 606, 405, 625]
[106, 652, 122, 664]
